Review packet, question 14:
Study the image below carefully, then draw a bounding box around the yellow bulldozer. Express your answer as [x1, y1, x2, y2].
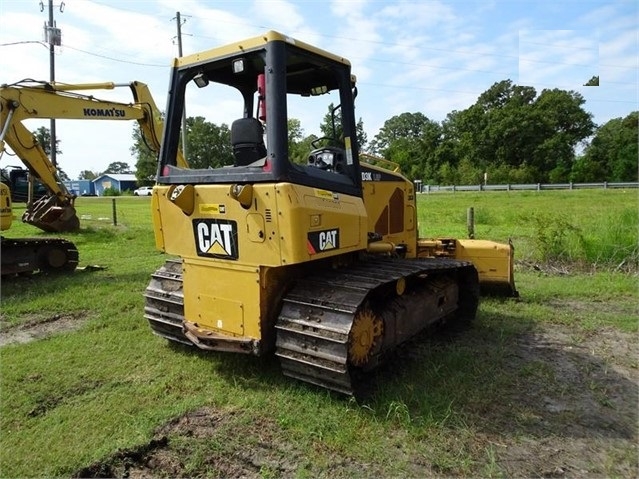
[143, 31, 517, 395]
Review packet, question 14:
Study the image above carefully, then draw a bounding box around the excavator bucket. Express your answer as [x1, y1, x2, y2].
[22, 194, 80, 233]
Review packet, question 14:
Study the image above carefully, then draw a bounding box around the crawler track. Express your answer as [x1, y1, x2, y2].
[143, 259, 189, 345]
[275, 257, 478, 395]
[1, 237, 79, 276]
[144, 257, 479, 396]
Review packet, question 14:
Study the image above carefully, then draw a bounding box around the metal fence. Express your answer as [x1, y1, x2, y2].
[420, 182, 639, 193]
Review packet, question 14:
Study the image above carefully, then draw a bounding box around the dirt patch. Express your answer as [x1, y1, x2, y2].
[72, 322, 638, 478]
[0, 311, 91, 347]
[74, 407, 306, 479]
[487, 325, 638, 478]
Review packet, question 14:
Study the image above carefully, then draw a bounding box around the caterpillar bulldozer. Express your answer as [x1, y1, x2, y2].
[0, 80, 185, 275]
[144, 31, 516, 395]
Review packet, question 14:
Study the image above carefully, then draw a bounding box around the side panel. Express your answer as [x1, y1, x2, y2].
[153, 183, 283, 266]
[153, 183, 367, 266]
[273, 184, 367, 265]
[361, 164, 417, 256]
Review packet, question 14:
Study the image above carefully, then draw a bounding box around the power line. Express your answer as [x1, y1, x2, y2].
[359, 80, 638, 105]
[0, 40, 48, 48]
[186, 27, 635, 72]
[62, 45, 167, 67]
[0, 40, 168, 67]
[21, 2, 634, 75]
[520, 40, 598, 52]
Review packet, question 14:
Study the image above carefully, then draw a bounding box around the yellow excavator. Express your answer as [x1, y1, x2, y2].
[0, 80, 185, 275]
[144, 31, 517, 395]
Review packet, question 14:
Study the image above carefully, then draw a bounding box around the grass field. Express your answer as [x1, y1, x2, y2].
[1, 190, 637, 478]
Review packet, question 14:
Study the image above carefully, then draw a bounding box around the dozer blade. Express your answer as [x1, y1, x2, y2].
[22, 194, 80, 233]
[454, 239, 518, 297]
[418, 238, 518, 297]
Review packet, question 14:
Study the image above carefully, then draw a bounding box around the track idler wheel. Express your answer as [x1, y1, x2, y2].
[37, 241, 79, 273]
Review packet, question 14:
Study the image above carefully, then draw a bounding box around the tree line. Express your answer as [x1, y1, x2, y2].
[368, 80, 637, 185]
[123, 79, 639, 185]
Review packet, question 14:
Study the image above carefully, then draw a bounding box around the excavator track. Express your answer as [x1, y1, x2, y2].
[275, 257, 479, 396]
[0, 236, 79, 276]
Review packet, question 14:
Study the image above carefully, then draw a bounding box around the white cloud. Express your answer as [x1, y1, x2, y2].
[518, 30, 599, 88]
[252, 0, 306, 31]
[376, 0, 456, 28]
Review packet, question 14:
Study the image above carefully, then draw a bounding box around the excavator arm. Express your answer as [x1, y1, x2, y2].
[0, 80, 186, 233]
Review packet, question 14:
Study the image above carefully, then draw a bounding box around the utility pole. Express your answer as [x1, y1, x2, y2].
[40, 0, 64, 167]
[175, 11, 188, 161]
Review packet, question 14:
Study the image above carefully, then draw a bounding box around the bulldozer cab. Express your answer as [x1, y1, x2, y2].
[157, 30, 362, 198]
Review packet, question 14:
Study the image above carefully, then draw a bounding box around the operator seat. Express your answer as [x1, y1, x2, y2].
[231, 117, 267, 166]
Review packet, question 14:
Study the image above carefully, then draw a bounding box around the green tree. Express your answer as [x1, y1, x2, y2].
[532, 88, 594, 182]
[584, 75, 599, 86]
[132, 116, 234, 180]
[319, 104, 368, 151]
[34, 126, 61, 156]
[55, 168, 70, 181]
[573, 111, 638, 182]
[370, 112, 442, 181]
[288, 118, 317, 164]
[370, 112, 433, 153]
[78, 170, 98, 180]
[132, 124, 158, 183]
[434, 80, 594, 183]
[34, 126, 68, 180]
[186, 117, 233, 169]
[104, 161, 132, 174]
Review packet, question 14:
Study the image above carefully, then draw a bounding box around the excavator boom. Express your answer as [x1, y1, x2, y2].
[0, 80, 186, 233]
[0, 80, 184, 275]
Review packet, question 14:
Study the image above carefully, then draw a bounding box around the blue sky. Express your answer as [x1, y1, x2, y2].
[1, 0, 636, 179]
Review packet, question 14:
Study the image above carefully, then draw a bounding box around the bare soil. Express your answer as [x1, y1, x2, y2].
[72, 321, 638, 479]
[0, 311, 91, 347]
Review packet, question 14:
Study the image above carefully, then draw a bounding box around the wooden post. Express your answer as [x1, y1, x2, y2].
[467, 207, 475, 239]
[112, 198, 117, 226]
